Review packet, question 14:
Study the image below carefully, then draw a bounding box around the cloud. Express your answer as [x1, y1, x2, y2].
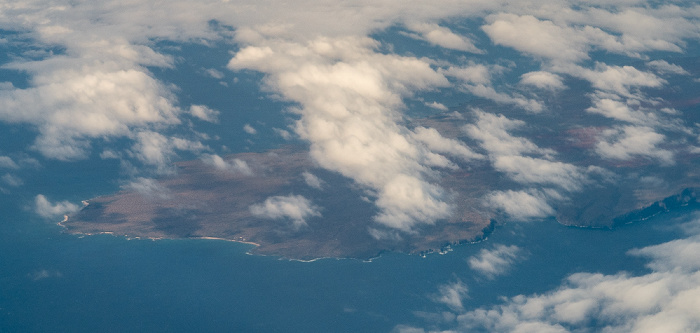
[2, 173, 23, 187]
[228, 35, 463, 232]
[243, 124, 257, 135]
[204, 68, 225, 79]
[464, 110, 543, 157]
[189, 105, 220, 123]
[573, 64, 665, 97]
[646, 60, 690, 76]
[482, 13, 592, 63]
[432, 280, 469, 311]
[249, 194, 321, 228]
[444, 65, 544, 112]
[424, 101, 448, 111]
[465, 110, 586, 191]
[122, 177, 171, 200]
[200, 154, 253, 175]
[482, 7, 697, 65]
[272, 127, 293, 140]
[0, 156, 19, 169]
[456, 223, 700, 332]
[492, 155, 585, 191]
[302, 171, 324, 189]
[130, 131, 208, 173]
[405, 22, 483, 53]
[595, 125, 674, 165]
[443, 64, 492, 85]
[35, 194, 79, 218]
[0, 60, 181, 161]
[520, 71, 565, 91]
[585, 96, 659, 125]
[412, 126, 485, 163]
[485, 189, 554, 220]
[401, 215, 700, 333]
[468, 244, 523, 279]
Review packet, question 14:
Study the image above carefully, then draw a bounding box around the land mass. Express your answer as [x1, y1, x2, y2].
[63, 146, 493, 260]
[62, 88, 700, 261]
[62, 140, 699, 260]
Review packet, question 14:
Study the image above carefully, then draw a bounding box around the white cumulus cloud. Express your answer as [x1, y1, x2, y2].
[520, 71, 565, 91]
[228, 35, 462, 232]
[405, 22, 483, 53]
[35, 194, 79, 218]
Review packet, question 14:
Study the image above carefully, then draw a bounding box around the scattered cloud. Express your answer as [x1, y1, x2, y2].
[400, 215, 700, 333]
[520, 71, 565, 91]
[2, 173, 23, 187]
[413, 126, 485, 163]
[573, 64, 665, 97]
[0, 61, 181, 161]
[243, 124, 257, 135]
[482, 13, 593, 63]
[647, 60, 690, 76]
[0, 0, 698, 235]
[189, 105, 220, 123]
[405, 22, 482, 53]
[445, 64, 544, 112]
[464, 110, 543, 157]
[468, 244, 523, 279]
[432, 280, 469, 311]
[456, 222, 700, 332]
[424, 101, 448, 111]
[0, 156, 19, 169]
[34, 194, 79, 218]
[122, 177, 171, 200]
[485, 189, 554, 220]
[586, 96, 658, 125]
[302, 171, 324, 189]
[130, 131, 208, 174]
[201, 154, 253, 175]
[465, 110, 585, 191]
[229, 35, 459, 232]
[595, 125, 674, 165]
[273, 128, 293, 140]
[204, 68, 225, 79]
[249, 194, 321, 228]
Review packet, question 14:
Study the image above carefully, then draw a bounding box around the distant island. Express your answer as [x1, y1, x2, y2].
[62, 136, 699, 260]
[63, 146, 494, 260]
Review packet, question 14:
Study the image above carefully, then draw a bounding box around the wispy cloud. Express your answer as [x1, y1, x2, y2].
[0, 156, 19, 169]
[468, 244, 523, 279]
[250, 194, 321, 228]
[431, 280, 469, 311]
[302, 172, 324, 189]
[404, 22, 483, 53]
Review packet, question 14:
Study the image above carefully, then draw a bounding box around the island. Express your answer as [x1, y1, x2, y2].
[62, 100, 700, 261]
